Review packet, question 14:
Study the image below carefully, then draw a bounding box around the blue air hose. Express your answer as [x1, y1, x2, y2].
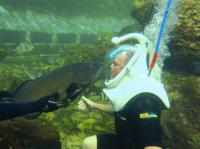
[149, 0, 172, 75]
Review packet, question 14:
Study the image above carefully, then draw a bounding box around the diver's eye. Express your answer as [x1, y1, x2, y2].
[112, 61, 119, 67]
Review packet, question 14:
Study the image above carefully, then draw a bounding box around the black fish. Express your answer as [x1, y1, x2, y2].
[11, 62, 105, 115]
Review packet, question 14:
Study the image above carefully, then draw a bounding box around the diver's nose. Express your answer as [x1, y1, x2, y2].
[110, 64, 115, 74]
[110, 63, 114, 69]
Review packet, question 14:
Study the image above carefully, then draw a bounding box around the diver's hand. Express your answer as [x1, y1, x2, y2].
[78, 96, 113, 112]
[78, 96, 94, 110]
[37, 93, 65, 112]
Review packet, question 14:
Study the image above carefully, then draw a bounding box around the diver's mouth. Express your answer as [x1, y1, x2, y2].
[110, 72, 116, 79]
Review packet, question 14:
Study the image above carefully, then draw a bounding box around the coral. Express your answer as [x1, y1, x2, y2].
[0, 118, 61, 149]
[172, 0, 200, 57]
[162, 71, 200, 149]
[165, 0, 200, 75]
[40, 95, 114, 149]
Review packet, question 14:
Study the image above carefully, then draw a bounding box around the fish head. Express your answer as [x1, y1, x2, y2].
[72, 62, 106, 86]
[60, 62, 106, 103]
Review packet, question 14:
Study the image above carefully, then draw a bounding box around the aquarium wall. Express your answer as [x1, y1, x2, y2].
[0, 0, 136, 44]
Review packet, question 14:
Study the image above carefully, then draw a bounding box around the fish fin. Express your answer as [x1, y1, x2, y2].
[66, 83, 84, 101]
[66, 83, 80, 93]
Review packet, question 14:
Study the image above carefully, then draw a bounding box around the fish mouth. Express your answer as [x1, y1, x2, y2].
[93, 64, 106, 82]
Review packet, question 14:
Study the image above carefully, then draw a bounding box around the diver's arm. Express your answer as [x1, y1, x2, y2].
[89, 101, 113, 113]
[0, 101, 43, 120]
[0, 93, 64, 120]
[78, 96, 114, 113]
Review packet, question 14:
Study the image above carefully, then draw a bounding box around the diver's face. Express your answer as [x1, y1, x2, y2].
[110, 52, 127, 78]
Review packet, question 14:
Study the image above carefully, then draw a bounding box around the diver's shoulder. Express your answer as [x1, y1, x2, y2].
[125, 93, 161, 111]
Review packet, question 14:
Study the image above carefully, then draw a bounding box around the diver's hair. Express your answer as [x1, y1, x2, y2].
[124, 50, 134, 64]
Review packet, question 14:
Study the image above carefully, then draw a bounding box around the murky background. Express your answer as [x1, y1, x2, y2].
[0, 0, 200, 149]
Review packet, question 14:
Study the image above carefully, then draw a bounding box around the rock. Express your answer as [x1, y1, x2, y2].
[161, 72, 200, 149]
[164, 0, 200, 75]
[0, 118, 61, 149]
[131, 0, 154, 27]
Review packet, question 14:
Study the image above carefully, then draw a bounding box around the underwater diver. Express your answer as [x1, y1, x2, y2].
[0, 90, 64, 120]
[78, 33, 170, 149]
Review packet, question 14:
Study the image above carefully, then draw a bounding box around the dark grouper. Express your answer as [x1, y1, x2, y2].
[12, 62, 105, 107]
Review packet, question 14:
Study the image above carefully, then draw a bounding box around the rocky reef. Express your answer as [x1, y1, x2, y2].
[132, 0, 200, 148]
[0, 118, 61, 149]
[131, 0, 154, 27]
[165, 0, 200, 75]
[162, 72, 200, 149]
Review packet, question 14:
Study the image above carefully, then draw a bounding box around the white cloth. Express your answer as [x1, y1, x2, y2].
[103, 75, 170, 112]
